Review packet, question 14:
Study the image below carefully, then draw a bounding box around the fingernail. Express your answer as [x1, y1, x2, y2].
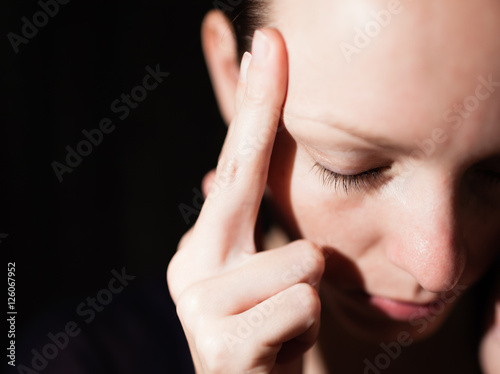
[252, 30, 270, 65]
[239, 51, 252, 83]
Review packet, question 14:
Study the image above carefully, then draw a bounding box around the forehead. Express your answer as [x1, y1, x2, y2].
[269, 0, 500, 151]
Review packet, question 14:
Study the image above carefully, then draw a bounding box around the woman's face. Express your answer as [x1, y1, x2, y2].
[265, 0, 500, 340]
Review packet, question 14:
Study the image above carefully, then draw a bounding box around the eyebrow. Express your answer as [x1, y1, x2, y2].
[282, 113, 409, 153]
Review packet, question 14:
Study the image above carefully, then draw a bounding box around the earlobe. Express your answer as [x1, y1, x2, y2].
[201, 10, 240, 125]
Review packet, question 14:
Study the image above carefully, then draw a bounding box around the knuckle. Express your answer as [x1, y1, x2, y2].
[176, 285, 208, 324]
[166, 247, 197, 303]
[197, 334, 231, 373]
[166, 254, 184, 302]
[213, 155, 241, 191]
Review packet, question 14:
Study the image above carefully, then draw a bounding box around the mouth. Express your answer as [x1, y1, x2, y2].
[365, 293, 443, 321]
[330, 286, 452, 322]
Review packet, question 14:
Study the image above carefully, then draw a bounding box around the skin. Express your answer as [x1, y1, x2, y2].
[267, 0, 500, 343]
[168, 1, 500, 372]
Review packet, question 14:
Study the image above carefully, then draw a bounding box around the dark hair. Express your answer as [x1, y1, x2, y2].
[225, 1, 269, 63]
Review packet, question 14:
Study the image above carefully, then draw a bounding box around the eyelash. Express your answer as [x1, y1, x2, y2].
[313, 163, 500, 194]
[313, 163, 387, 193]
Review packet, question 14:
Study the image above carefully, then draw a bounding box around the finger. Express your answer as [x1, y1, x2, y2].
[479, 270, 500, 374]
[234, 51, 252, 114]
[195, 28, 288, 255]
[227, 283, 321, 362]
[480, 307, 500, 374]
[188, 241, 325, 316]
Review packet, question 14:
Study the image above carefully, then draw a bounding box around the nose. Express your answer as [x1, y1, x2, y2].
[386, 171, 466, 293]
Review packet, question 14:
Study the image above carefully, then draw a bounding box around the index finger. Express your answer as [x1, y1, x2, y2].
[195, 28, 289, 254]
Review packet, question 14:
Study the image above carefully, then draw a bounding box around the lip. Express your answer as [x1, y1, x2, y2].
[366, 294, 442, 321]
[332, 288, 448, 322]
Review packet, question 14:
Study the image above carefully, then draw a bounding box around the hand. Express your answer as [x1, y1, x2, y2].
[480, 268, 500, 374]
[167, 28, 325, 374]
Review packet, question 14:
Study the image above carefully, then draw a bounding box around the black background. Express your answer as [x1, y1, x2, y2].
[3, 0, 228, 358]
[3, 1, 500, 374]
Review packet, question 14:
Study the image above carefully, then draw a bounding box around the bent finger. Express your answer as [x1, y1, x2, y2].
[203, 241, 325, 315]
[226, 283, 321, 362]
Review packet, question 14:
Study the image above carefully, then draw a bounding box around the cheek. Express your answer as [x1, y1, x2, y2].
[267, 130, 500, 290]
[268, 130, 385, 258]
[289, 151, 388, 259]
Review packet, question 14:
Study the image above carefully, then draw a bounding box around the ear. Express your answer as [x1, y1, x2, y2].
[201, 10, 241, 125]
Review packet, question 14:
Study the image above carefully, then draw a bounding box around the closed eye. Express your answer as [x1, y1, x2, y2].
[312, 162, 390, 194]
